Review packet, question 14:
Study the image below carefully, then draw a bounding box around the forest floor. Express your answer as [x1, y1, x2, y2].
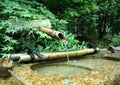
[0, 47, 120, 85]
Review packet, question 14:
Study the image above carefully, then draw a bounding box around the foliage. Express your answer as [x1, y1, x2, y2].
[41, 0, 120, 44]
[109, 35, 120, 46]
[40, 32, 86, 52]
[0, 0, 85, 58]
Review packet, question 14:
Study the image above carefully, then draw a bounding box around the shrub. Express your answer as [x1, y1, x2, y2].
[0, 0, 86, 58]
[109, 35, 120, 46]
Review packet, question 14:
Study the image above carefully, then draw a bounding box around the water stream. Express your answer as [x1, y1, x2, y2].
[63, 41, 70, 62]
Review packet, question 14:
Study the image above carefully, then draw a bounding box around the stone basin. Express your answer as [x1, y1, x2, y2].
[0, 48, 120, 85]
[31, 57, 119, 76]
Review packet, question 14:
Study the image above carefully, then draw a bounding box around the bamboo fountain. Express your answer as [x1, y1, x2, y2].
[7, 20, 99, 62]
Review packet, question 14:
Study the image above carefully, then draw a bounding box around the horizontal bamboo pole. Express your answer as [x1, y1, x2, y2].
[7, 48, 99, 63]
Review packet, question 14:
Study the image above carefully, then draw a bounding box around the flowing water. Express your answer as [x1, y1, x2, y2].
[63, 41, 70, 62]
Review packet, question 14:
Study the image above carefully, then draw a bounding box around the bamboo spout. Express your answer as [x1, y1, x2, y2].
[31, 20, 66, 42]
[40, 27, 66, 42]
[9, 20, 66, 41]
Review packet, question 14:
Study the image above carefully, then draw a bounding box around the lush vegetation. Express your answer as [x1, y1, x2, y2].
[0, 0, 86, 58]
[0, 0, 120, 58]
[40, 0, 120, 45]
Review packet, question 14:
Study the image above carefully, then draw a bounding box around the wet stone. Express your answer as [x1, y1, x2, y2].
[0, 67, 12, 78]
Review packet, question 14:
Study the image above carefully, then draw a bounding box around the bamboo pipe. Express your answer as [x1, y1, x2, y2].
[30, 20, 66, 42]
[9, 20, 66, 41]
[39, 27, 66, 42]
[7, 48, 99, 63]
